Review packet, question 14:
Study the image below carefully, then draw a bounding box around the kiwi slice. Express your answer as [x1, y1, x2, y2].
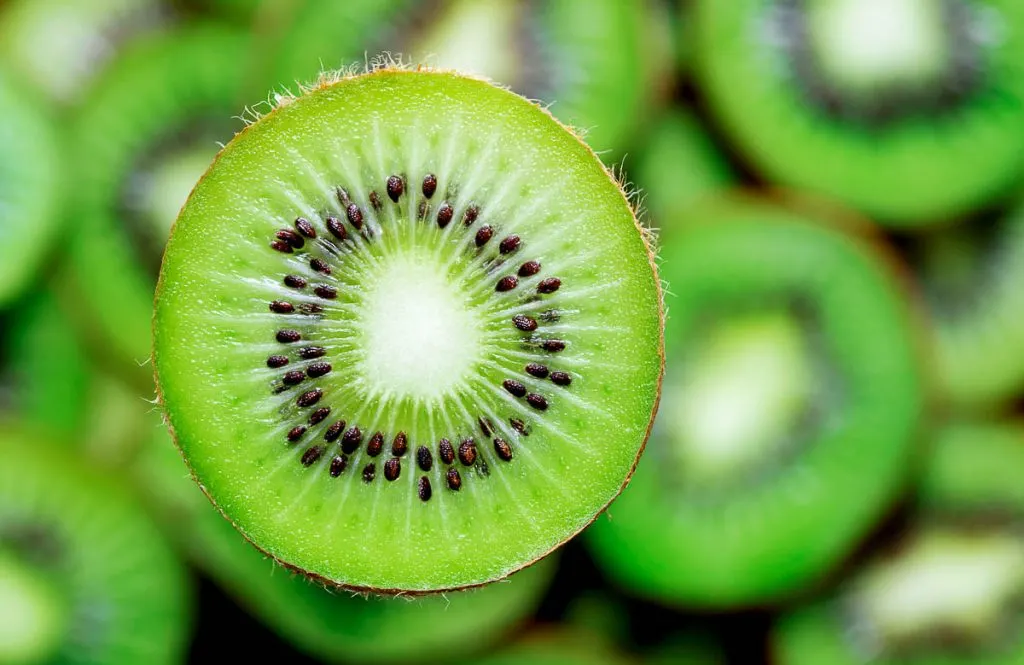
[775, 421, 1024, 664]
[135, 426, 556, 662]
[153, 67, 663, 592]
[694, 0, 1024, 225]
[0, 68, 61, 307]
[68, 25, 250, 378]
[470, 632, 634, 665]
[0, 429, 191, 664]
[266, 0, 666, 154]
[587, 197, 925, 606]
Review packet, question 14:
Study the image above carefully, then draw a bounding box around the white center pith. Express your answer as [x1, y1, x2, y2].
[359, 252, 482, 401]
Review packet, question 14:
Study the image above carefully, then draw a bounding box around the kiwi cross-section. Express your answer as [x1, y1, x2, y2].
[0, 429, 191, 665]
[153, 68, 664, 593]
[694, 0, 1024, 226]
[775, 421, 1024, 665]
[587, 197, 925, 607]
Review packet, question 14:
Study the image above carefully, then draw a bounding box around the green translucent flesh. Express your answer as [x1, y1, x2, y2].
[269, 0, 659, 154]
[587, 203, 923, 606]
[632, 111, 734, 233]
[154, 71, 662, 591]
[0, 436, 191, 665]
[917, 204, 1024, 409]
[0, 552, 66, 665]
[69, 25, 250, 376]
[474, 634, 633, 665]
[0, 70, 60, 307]
[775, 422, 1024, 665]
[135, 427, 555, 662]
[0, 0, 164, 104]
[694, 0, 1024, 225]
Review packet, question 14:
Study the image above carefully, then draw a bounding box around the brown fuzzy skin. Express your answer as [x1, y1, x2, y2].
[152, 62, 665, 597]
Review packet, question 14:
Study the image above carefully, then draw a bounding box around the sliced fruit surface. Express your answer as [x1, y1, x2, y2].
[154, 69, 664, 592]
[694, 0, 1024, 225]
[587, 198, 925, 606]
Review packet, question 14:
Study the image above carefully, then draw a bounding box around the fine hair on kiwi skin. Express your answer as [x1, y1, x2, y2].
[153, 61, 665, 594]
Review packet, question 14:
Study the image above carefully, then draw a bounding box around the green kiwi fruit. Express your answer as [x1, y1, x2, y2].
[265, 0, 667, 154]
[0, 0, 167, 106]
[153, 67, 664, 593]
[0, 429, 191, 664]
[906, 199, 1024, 410]
[587, 197, 925, 607]
[694, 0, 1024, 226]
[469, 632, 634, 665]
[68, 25, 250, 380]
[775, 421, 1024, 664]
[135, 425, 556, 663]
[0, 69, 61, 307]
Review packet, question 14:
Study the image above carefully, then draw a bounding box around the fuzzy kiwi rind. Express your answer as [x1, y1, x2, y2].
[153, 65, 665, 594]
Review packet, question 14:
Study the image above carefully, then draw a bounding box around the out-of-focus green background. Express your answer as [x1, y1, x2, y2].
[1, 1, 1022, 664]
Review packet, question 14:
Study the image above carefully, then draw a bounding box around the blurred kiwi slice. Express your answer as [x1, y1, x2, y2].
[0, 429, 191, 664]
[134, 425, 556, 663]
[775, 421, 1024, 664]
[587, 197, 925, 606]
[694, 0, 1024, 226]
[0, 69, 60, 308]
[68, 25, 249, 381]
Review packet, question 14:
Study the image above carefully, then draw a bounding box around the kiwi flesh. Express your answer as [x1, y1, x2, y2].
[587, 197, 924, 607]
[775, 421, 1024, 664]
[0, 428, 191, 665]
[153, 67, 664, 593]
[694, 0, 1024, 226]
[0, 68, 61, 308]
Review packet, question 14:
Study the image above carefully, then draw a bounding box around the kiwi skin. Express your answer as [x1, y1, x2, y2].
[152, 62, 665, 595]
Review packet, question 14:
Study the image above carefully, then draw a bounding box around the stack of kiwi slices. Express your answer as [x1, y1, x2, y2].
[152, 67, 664, 592]
[774, 421, 1024, 664]
[693, 0, 1024, 226]
[587, 197, 925, 607]
[0, 428, 191, 665]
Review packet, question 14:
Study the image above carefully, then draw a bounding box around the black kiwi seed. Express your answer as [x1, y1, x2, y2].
[493, 437, 513, 461]
[341, 427, 363, 454]
[458, 439, 477, 466]
[276, 229, 304, 249]
[270, 301, 295, 314]
[296, 389, 323, 407]
[329, 455, 347, 477]
[537, 277, 561, 294]
[422, 174, 437, 198]
[298, 346, 326, 359]
[513, 314, 538, 331]
[510, 417, 530, 436]
[417, 446, 433, 471]
[346, 203, 364, 230]
[463, 205, 479, 225]
[309, 407, 331, 425]
[306, 362, 332, 378]
[439, 438, 455, 464]
[282, 370, 305, 385]
[475, 225, 494, 246]
[518, 260, 541, 277]
[300, 303, 324, 315]
[294, 217, 316, 238]
[287, 426, 306, 442]
[326, 215, 347, 240]
[418, 476, 432, 501]
[499, 235, 521, 254]
[446, 468, 462, 491]
[387, 175, 404, 202]
[496, 276, 518, 292]
[478, 416, 494, 438]
[417, 200, 429, 220]
[324, 421, 346, 442]
[284, 274, 307, 289]
[310, 258, 331, 275]
[267, 355, 289, 368]
[369, 191, 382, 210]
[542, 340, 566, 352]
[550, 371, 572, 386]
[526, 393, 548, 410]
[270, 239, 293, 253]
[384, 458, 401, 481]
[525, 363, 549, 378]
[436, 202, 454, 228]
[367, 432, 384, 457]
[301, 445, 324, 466]
[392, 432, 408, 456]
[276, 329, 301, 343]
[314, 285, 337, 299]
[362, 463, 376, 483]
[503, 379, 527, 397]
